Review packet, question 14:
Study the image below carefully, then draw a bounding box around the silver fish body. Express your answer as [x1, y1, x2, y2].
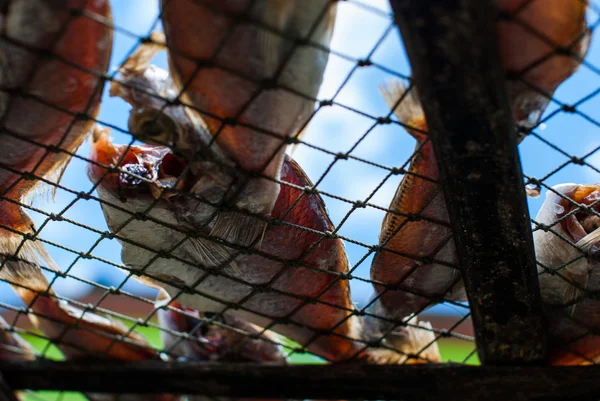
[533, 183, 600, 365]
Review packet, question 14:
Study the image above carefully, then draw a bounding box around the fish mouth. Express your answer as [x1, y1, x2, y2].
[87, 126, 188, 201]
[128, 109, 178, 148]
[556, 185, 600, 254]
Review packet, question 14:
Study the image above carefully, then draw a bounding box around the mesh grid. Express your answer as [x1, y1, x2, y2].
[0, 0, 598, 399]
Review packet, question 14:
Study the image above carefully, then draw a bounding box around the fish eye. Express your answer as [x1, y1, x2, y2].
[140, 119, 163, 138]
[128, 109, 177, 147]
[119, 163, 150, 187]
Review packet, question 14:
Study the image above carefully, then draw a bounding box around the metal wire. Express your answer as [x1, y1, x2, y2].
[4, 0, 600, 399]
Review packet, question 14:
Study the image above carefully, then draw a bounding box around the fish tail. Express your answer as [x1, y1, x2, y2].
[379, 79, 428, 141]
[120, 31, 166, 74]
[108, 30, 166, 100]
[24, 292, 157, 361]
[0, 201, 56, 301]
[365, 322, 441, 364]
[361, 305, 441, 364]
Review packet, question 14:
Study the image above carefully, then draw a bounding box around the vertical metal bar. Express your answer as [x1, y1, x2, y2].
[0, 374, 18, 401]
[388, 0, 547, 364]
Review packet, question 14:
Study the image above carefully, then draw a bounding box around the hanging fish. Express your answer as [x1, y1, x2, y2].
[13, 282, 156, 361]
[369, 0, 590, 346]
[158, 290, 286, 364]
[159, 0, 337, 251]
[368, 80, 465, 337]
[159, 291, 359, 401]
[3, 288, 171, 401]
[371, 0, 591, 321]
[496, 0, 590, 129]
[0, 0, 112, 296]
[533, 183, 600, 365]
[369, 46, 588, 343]
[158, 292, 289, 401]
[15, 281, 181, 401]
[90, 131, 442, 363]
[90, 45, 440, 363]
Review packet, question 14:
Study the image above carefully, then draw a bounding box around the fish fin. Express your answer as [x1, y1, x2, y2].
[575, 225, 600, 252]
[576, 27, 592, 61]
[402, 320, 441, 363]
[26, 151, 71, 206]
[252, 2, 294, 77]
[20, 131, 85, 207]
[210, 211, 268, 254]
[289, 125, 307, 155]
[257, 220, 268, 251]
[63, 303, 148, 346]
[571, 273, 589, 318]
[119, 31, 166, 74]
[58, 301, 129, 335]
[47, 156, 70, 196]
[564, 270, 590, 318]
[109, 30, 169, 104]
[367, 319, 441, 364]
[511, 89, 551, 131]
[186, 211, 270, 278]
[568, 288, 580, 318]
[0, 212, 57, 298]
[184, 234, 244, 278]
[155, 289, 172, 309]
[284, 156, 334, 229]
[379, 79, 428, 141]
[255, 325, 286, 349]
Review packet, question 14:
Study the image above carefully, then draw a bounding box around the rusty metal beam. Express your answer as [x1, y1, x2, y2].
[388, 0, 547, 365]
[3, 361, 600, 400]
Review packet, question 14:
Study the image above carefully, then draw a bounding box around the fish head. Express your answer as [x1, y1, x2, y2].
[158, 302, 215, 361]
[536, 185, 600, 365]
[88, 126, 189, 205]
[157, 292, 285, 363]
[87, 125, 204, 265]
[548, 184, 600, 256]
[106, 32, 284, 247]
[158, 303, 236, 361]
[109, 35, 230, 164]
[535, 183, 600, 322]
[207, 314, 287, 363]
[88, 126, 241, 246]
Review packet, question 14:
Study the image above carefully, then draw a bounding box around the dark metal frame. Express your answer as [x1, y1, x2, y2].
[3, 361, 600, 401]
[0, 0, 575, 398]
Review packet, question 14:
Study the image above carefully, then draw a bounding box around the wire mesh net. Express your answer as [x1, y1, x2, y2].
[0, 0, 598, 399]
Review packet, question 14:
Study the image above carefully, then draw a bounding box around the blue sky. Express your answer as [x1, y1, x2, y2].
[2, 0, 600, 319]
